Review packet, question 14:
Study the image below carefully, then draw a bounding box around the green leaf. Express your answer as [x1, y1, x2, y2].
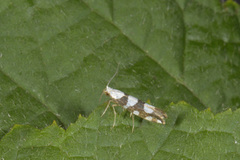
[0, 0, 240, 159]
[0, 103, 240, 159]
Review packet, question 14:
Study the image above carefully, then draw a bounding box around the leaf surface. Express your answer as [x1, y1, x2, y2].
[0, 0, 240, 159]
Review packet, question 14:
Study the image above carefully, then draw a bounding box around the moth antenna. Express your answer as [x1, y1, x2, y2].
[106, 63, 120, 87]
[99, 63, 120, 103]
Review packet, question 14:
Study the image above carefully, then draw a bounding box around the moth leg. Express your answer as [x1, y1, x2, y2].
[99, 90, 105, 103]
[131, 113, 135, 133]
[129, 112, 135, 132]
[101, 100, 113, 117]
[111, 104, 117, 128]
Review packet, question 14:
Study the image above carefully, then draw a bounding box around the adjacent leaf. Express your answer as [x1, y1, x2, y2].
[0, 103, 239, 159]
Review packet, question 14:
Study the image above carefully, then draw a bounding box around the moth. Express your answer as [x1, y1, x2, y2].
[101, 65, 167, 132]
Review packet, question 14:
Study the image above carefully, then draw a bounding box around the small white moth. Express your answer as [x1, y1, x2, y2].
[101, 64, 167, 132]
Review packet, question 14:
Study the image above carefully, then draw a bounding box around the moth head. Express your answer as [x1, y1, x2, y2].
[104, 86, 110, 96]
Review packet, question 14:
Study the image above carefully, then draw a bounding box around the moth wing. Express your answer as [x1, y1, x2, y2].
[153, 107, 168, 119]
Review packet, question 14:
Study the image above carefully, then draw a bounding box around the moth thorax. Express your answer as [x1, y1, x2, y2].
[105, 86, 125, 100]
